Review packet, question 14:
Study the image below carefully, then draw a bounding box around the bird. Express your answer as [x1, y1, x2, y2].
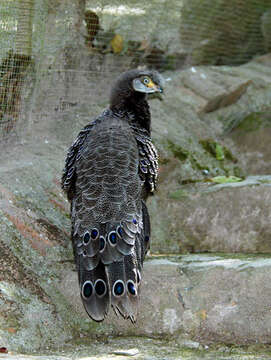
[62, 69, 164, 322]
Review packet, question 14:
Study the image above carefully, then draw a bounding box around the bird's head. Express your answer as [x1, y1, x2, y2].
[109, 69, 164, 110]
[131, 71, 164, 95]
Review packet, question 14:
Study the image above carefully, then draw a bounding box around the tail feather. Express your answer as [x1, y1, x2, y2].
[106, 251, 139, 321]
[74, 207, 148, 322]
[100, 238, 123, 264]
[100, 222, 133, 264]
[79, 261, 110, 322]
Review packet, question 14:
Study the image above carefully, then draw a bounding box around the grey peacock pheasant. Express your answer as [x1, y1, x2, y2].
[62, 69, 164, 322]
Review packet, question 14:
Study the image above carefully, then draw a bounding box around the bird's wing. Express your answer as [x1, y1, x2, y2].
[62, 122, 94, 200]
[133, 127, 159, 194]
[70, 116, 149, 322]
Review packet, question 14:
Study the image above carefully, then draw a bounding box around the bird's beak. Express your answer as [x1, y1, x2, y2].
[146, 80, 163, 94]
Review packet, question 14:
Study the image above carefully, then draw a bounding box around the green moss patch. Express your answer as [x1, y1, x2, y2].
[167, 140, 189, 161]
[199, 139, 237, 162]
[169, 189, 189, 200]
[236, 111, 271, 132]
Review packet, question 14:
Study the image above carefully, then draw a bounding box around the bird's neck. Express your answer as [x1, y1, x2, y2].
[110, 94, 151, 134]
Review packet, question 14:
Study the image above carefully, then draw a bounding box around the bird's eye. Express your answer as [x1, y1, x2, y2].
[143, 77, 149, 85]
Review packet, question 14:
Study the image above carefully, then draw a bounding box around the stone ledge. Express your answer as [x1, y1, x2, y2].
[59, 254, 271, 345]
[149, 176, 271, 254]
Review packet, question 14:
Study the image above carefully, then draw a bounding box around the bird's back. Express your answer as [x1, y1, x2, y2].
[74, 116, 142, 224]
[71, 114, 147, 321]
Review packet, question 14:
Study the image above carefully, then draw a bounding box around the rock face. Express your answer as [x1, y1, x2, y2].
[1, 57, 271, 354]
[59, 255, 271, 345]
[145, 54, 271, 254]
[179, 0, 270, 65]
[0, 144, 74, 353]
[1, 7, 271, 352]
[200, 54, 271, 175]
[149, 176, 271, 254]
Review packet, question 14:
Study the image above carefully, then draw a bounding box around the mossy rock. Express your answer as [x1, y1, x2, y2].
[235, 111, 271, 132]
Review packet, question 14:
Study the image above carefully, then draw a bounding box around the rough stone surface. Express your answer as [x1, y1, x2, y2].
[2, 339, 271, 360]
[203, 54, 271, 175]
[1, 15, 271, 353]
[179, 68, 251, 113]
[180, 54, 271, 120]
[59, 254, 271, 346]
[149, 176, 271, 254]
[179, 0, 270, 66]
[229, 110, 271, 175]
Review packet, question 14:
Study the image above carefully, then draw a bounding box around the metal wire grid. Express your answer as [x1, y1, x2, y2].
[0, 0, 270, 138]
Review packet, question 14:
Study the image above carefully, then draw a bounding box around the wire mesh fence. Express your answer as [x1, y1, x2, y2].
[0, 0, 270, 139]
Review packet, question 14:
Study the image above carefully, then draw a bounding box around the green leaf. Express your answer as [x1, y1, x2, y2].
[215, 143, 225, 160]
[210, 176, 243, 184]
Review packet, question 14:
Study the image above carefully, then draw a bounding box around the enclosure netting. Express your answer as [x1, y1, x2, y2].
[0, 0, 270, 139]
